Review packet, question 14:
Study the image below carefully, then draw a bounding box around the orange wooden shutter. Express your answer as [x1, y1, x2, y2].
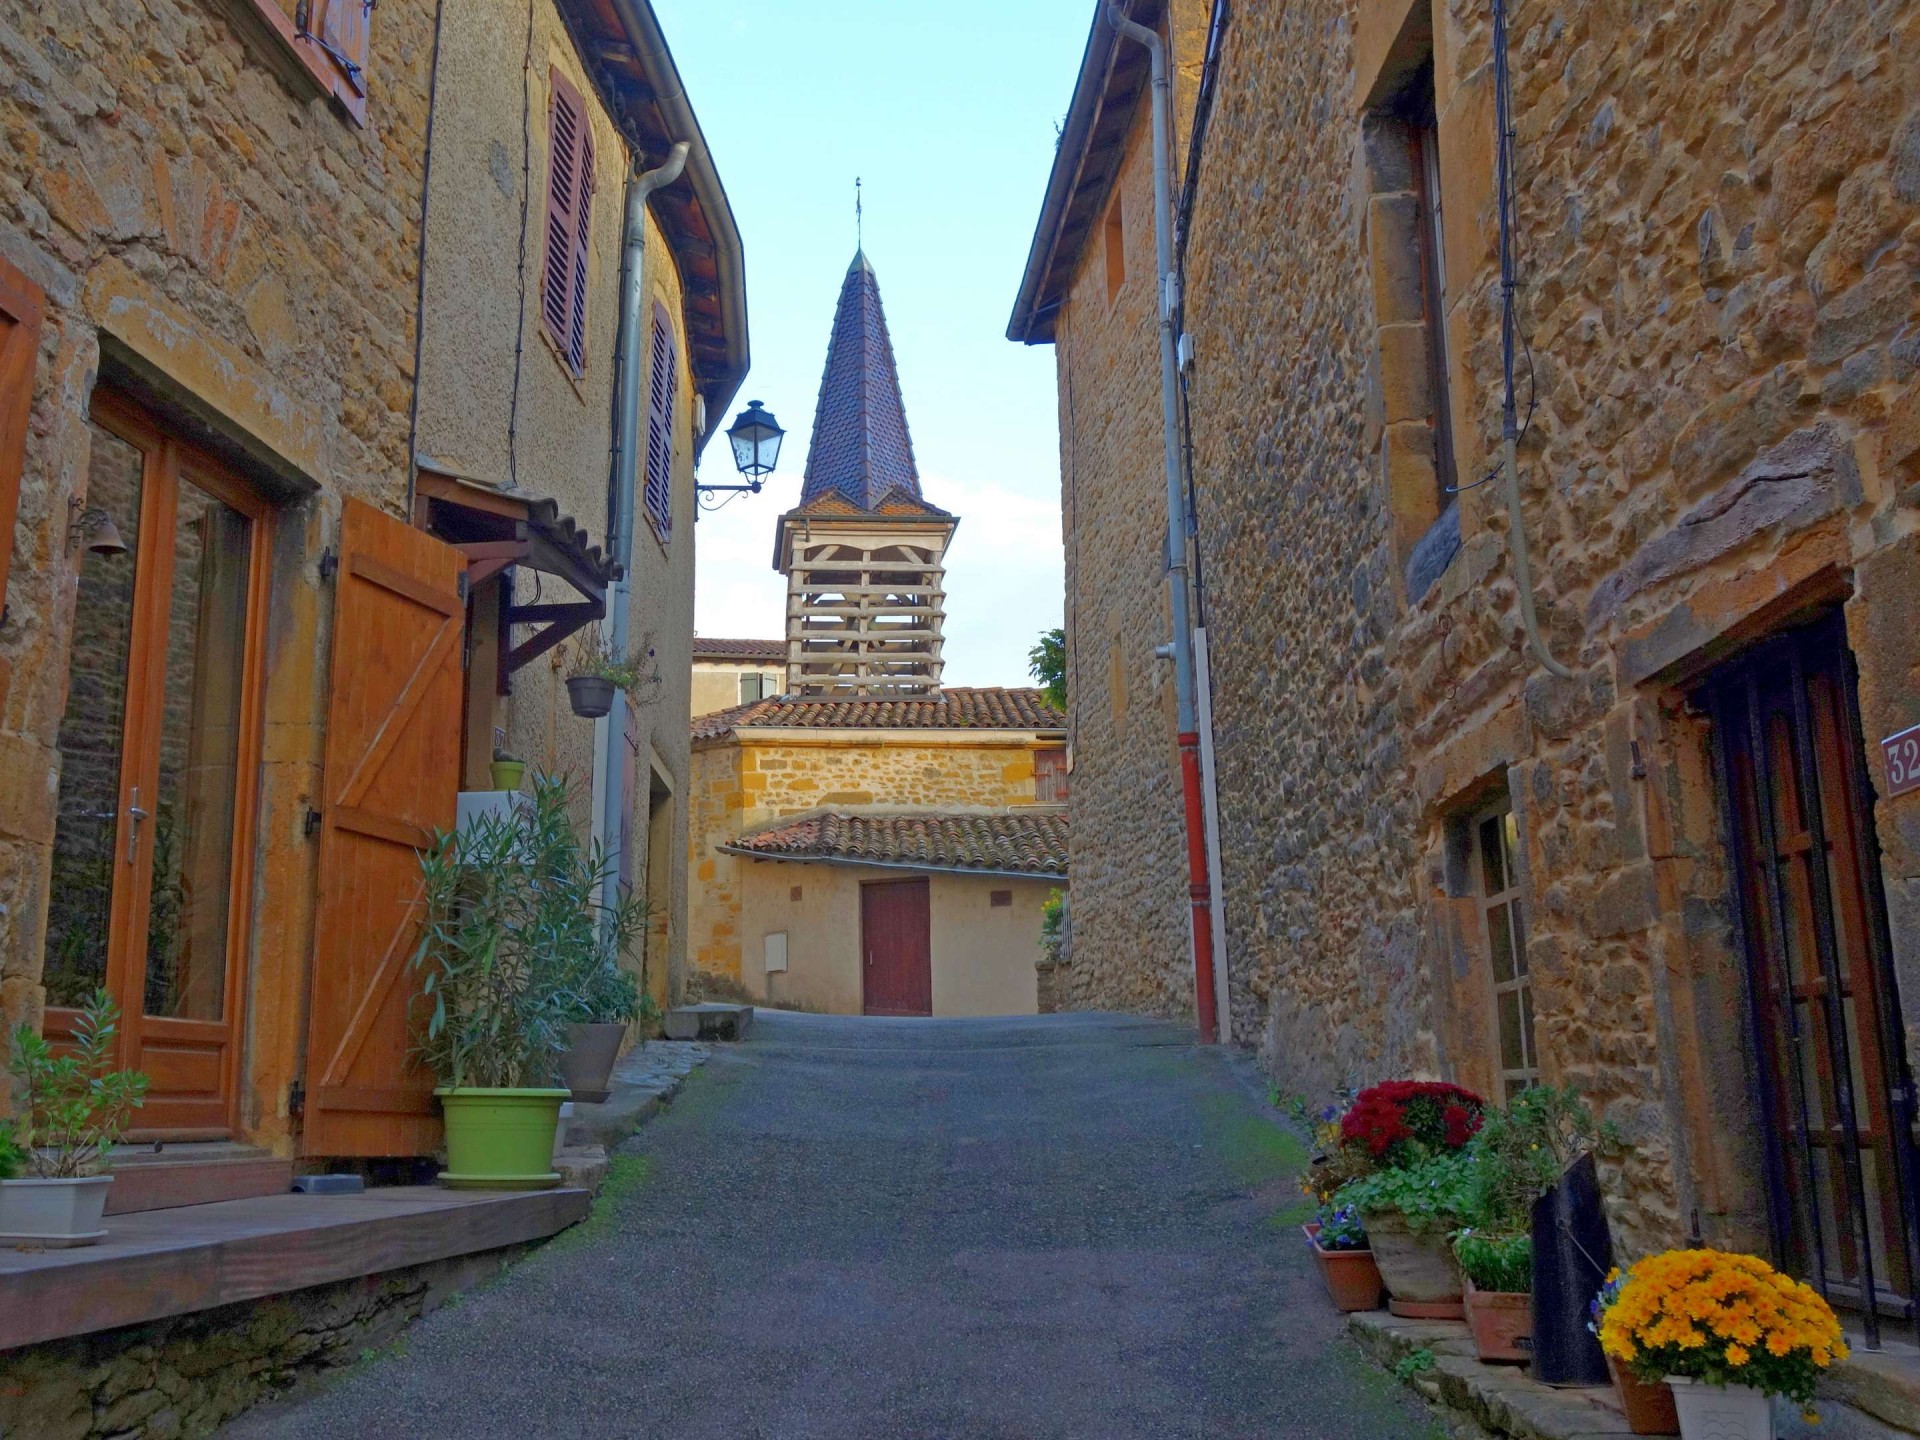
[542, 70, 593, 375]
[643, 304, 676, 539]
[298, 0, 370, 125]
[301, 498, 465, 1157]
[0, 256, 44, 621]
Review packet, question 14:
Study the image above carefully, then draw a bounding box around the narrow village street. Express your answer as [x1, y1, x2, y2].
[222, 1013, 1442, 1440]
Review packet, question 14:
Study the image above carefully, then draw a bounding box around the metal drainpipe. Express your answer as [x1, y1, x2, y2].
[1104, 2, 1218, 1043]
[595, 141, 690, 918]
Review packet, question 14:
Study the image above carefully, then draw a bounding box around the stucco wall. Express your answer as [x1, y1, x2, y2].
[688, 729, 1055, 986]
[414, 0, 696, 1007]
[691, 661, 782, 717]
[0, 0, 435, 1138]
[734, 859, 1047, 1017]
[1052, 0, 1920, 1256]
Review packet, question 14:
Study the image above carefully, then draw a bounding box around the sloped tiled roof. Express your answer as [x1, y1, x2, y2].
[800, 251, 924, 513]
[693, 686, 1064, 742]
[724, 810, 1068, 879]
[692, 637, 786, 662]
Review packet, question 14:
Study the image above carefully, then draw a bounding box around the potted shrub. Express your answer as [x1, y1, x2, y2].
[1, 990, 148, 1246]
[1454, 1228, 1533, 1362]
[412, 788, 577, 1190]
[1323, 1080, 1486, 1317]
[565, 633, 660, 720]
[1596, 1249, 1846, 1440]
[1592, 1267, 1680, 1434]
[1335, 1149, 1476, 1316]
[1304, 1202, 1384, 1312]
[489, 747, 526, 792]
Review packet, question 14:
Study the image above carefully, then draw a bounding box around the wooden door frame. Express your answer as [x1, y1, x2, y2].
[859, 875, 932, 1017]
[44, 387, 273, 1141]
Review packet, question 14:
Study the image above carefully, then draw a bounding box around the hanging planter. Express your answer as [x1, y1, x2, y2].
[566, 675, 615, 719]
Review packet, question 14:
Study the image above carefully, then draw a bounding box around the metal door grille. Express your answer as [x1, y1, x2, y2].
[1706, 612, 1920, 1348]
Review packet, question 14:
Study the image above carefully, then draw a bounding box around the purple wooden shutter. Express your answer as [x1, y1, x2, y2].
[567, 126, 596, 374]
[643, 305, 677, 539]
[541, 71, 585, 367]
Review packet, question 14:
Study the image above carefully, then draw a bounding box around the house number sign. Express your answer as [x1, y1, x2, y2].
[1882, 723, 1920, 799]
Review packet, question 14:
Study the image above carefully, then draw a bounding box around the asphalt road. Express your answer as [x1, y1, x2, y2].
[225, 1011, 1443, 1440]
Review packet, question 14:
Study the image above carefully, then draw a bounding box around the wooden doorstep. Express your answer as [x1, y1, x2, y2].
[0, 1185, 589, 1352]
[105, 1156, 295, 1215]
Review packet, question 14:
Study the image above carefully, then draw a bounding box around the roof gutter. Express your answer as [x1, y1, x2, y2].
[604, 0, 750, 451]
[715, 846, 1066, 884]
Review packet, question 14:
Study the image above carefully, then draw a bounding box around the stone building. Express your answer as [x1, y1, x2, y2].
[688, 689, 1068, 1015]
[1015, 0, 1920, 1322]
[692, 636, 786, 716]
[0, 0, 744, 1171]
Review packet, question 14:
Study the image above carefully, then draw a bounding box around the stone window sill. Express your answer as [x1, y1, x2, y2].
[207, 0, 367, 127]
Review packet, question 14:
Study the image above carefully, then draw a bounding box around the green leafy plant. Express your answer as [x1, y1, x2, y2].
[0, 1118, 26, 1180]
[1334, 1149, 1477, 1232]
[568, 629, 662, 703]
[1454, 1228, 1532, 1292]
[7, 990, 149, 1178]
[1027, 627, 1065, 711]
[1465, 1082, 1619, 1231]
[1039, 888, 1065, 963]
[1392, 1348, 1436, 1381]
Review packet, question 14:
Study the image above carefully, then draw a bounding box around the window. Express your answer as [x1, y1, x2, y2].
[642, 303, 678, 542]
[740, 671, 768, 705]
[541, 69, 597, 378]
[1102, 195, 1125, 304]
[990, 890, 1013, 909]
[1035, 747, 1069, 804]
[0, 255, 43, 621]
[1403, 62, 1457, 501]
[1472, 800, 1536, 1097]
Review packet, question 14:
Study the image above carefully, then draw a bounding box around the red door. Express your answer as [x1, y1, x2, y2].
[861, 878, 932, 1017]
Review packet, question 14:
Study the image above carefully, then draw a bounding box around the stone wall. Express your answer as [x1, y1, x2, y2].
[1043, 0, 1920, 1258]
[688, 730, 1055, 986]
[0, 0, 435, 1120]
[0, 1246, 529, 1440]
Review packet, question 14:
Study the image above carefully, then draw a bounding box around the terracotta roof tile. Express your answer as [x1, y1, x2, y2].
[724, 810, 1068, 879]
[692, 637, 786, 662]
[692, 686, 1064, 742]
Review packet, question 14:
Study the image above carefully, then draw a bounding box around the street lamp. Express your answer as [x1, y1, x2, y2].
[698, 399, 786, 511]
[726, 400, 784, 482]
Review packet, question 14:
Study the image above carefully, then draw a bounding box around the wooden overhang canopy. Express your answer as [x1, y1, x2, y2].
[1006, 0, 1166, 346]
[554, 0, 749, 452]
[415, 471, 619, 676]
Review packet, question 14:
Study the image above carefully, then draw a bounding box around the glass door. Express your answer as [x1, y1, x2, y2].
[42, 390, 271, 1139]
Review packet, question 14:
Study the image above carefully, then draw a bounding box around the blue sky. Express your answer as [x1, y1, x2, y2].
[656, 0, 1089, 688]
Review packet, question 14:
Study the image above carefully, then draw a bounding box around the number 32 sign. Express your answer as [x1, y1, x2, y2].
[1883, 724, 1920, 799]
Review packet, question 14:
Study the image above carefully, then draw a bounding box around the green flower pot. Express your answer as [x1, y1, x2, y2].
[435, 1087, 569, 1190]
[488, 759, 526, 791]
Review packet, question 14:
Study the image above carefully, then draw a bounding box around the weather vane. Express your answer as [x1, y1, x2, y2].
[856, 176, 863, 249]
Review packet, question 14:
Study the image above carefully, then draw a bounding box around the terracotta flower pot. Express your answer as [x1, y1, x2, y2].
[1303, 1223, 1385, 1312]
[1364, 1209, 1464, 1318]
[1608, 1357, 1680, 1435]
[556, 1021, 625, 1104]
[1462, 1279, 1532, 1363]
[1666, 1376, 1772, 1440]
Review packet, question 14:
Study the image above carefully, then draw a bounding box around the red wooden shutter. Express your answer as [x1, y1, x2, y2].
[643, 304, 677, 540]
[310, 0, 369, 98]
[0, 256, 43, 619]
[542, 69, 595, 377]
[302, 499, 465, 1157]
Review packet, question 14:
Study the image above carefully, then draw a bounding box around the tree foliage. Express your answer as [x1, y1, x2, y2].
[1028, 627, 1066, 712]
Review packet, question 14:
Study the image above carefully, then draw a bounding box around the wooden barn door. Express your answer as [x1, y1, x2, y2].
[301, 499, 465, 1157]
[861, 878, 932, 1017]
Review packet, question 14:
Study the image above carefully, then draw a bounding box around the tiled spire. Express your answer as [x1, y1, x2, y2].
[800, 251, 923, 511]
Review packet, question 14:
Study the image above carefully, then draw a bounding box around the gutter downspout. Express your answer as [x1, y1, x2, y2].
[1104, 2, 1218, 1043]
[596, 141, 690, 920]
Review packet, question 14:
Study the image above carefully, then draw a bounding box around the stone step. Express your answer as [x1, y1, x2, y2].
[663, 1003, 754, 1042]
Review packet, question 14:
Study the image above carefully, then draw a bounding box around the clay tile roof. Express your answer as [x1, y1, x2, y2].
[800, 250, 927, 513]
[691, 637, 786, 662]
[692, 686, 1065, 742]
[724, 810, 1069, 879]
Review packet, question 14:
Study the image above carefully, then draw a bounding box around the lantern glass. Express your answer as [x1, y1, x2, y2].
[726, 400, 784, 478]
